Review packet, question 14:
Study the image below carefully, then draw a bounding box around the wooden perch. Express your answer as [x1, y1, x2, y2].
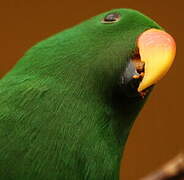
[141, 154, 184, 180]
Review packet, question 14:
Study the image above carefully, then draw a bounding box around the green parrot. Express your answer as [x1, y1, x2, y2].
[0, 8, 176, 180]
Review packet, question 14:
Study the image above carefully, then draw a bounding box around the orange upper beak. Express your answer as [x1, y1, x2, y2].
[137, 28, 176, 92]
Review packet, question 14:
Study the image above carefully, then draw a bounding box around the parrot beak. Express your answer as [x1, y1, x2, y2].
[136, 28, 176, 93]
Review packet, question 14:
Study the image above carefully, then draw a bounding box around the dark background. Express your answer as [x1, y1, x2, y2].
[0, 0, 182, 179]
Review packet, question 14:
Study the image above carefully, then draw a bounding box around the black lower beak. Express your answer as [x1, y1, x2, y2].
[121, 60, 142, 97]
[121, 59, 152, 98]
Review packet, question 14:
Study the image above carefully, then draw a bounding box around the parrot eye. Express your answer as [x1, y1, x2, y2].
[101, 13, 121, 23]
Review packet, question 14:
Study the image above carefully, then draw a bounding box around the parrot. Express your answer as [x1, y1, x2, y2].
[0, 8, 176, 180]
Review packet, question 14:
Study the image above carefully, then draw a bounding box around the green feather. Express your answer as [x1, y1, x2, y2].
[0, 9, 161, 180]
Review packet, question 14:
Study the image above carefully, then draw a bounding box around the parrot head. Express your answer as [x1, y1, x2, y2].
[59, 8, 175, 98]
[20, 8, 176, 100]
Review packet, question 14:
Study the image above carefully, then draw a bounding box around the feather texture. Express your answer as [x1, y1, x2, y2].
[0, 9, 161, 179]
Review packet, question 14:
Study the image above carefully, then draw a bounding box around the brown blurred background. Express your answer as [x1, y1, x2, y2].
[0, 0, 183, 179]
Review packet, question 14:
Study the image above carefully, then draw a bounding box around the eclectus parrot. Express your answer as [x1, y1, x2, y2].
[0, 9, 176, 180]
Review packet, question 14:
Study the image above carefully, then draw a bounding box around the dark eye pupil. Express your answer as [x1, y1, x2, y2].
[104, 13, 120, 22]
